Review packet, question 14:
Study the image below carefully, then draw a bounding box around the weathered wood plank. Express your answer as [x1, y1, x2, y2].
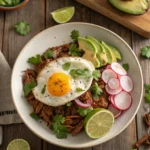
[0, 11, 4, 50]
[132, 33, 150, 150]
[0, 0, 45, 149]
[44, 0, 92, 149]
[91, 10, 137, 150]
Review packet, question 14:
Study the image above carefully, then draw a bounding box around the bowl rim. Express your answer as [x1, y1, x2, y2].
[0, 0, 28, 10]
[11, 22, 143, 148]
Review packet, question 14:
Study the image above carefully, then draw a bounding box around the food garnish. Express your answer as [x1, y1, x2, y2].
[144, 84, 150, 103]
[90, 83, 103, 98]
[77, 106, 93, 117]
[30, 112, 40, 120]
[76, 88, 85, 92]
[28, 54, 42, 64]
[75, 99, 92, 108]
[14, 21, 31, 36]
[141, 46, 150, 58]
[122, 63, 129, 71]
[70, 30, 80, 41]
[69, 43, 83, 56]
[41, 85, 46, 94]
[66, 102, 72, 107]
[44, 48, 54, 59]
[92, 70, 101, 81]
[62, 62, 71, 71]
[52, 115, 68, 139]
[23, 81, 37, 96]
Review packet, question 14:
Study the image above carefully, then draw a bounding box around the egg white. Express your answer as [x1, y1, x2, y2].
[32, 57, 95, 107]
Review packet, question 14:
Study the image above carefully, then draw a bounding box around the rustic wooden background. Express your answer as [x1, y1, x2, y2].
[0, 0, 150, 149]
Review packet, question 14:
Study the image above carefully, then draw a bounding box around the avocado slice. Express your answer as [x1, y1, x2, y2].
[86, 36, 108, 66]
[101, 41, 117, 63]
[109, 0, 149, 15]
[78, 37, 100, 68]
[108, 45, 122, 60]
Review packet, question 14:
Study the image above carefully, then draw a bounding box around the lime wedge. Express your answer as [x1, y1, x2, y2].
[85, 108, 114, 138]
[7, 139, 30, 150]
[51, 6, 75, 23]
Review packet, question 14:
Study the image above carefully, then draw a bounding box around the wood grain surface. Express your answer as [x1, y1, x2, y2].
[76, 0, 150, 38]
[0, 0, 150, 149]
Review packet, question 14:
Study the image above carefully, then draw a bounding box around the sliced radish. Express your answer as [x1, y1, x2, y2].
[110, 96, 120, 109]
[102, 69, 117, 83]
[108, 78, 120, 90]
[120, 76, 133, 92]
[105, 85, 122, 95]
[111, 62, 127, 75]
[117, 74, 122, 79]
[106, 65, 111, 69]
[108, 104, 122, 119]
[114, 91, 132, 110]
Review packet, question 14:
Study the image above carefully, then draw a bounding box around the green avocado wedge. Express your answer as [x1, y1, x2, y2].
[109, 0, 149, 15]
[86, 36, 108, 67]
[101, 41, 117, 64]
[78, 37, 100, 68]
[108, 45, 122, 60]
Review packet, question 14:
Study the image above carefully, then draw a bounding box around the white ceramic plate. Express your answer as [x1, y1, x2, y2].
[11, 22, 143, 148]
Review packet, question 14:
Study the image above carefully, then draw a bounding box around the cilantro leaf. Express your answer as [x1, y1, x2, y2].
[70, 68, 91, 78]
[76, 88, 85, 92]
[78, 106, 93, 117]
[62, 62, 71, 71]
[44, 49, 54, 59]
[41, 85, 46, 94]
[93, 70, 101, 81]
[70, 30, 79, 41]
[52, 115, 68, 139]
[122, 63, 129, 71]
[145, 93, 150, 103]
[28, 54, 42, 64]
[23, 81, 37, 96]
[90, 83, 103, 98]
[69, 44, 83, 56]
[14, 21, 31, 36]
[141, 46, 150, 58]
[145, 84, 150, 91]
[144, 84, 150, 103]
[66, 102, 72, 107]
[30, 112, 40, 120]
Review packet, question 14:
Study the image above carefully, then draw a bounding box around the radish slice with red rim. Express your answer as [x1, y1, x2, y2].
[108, 104, 122, 119]
[108, 77, 120, 90]
[110, 96, 120, 109]
[102, 69, 117, 83]
[120, 76, 133, 92]
[114, 91, 132, 110]
[105, 85, 122, 95]
[111, 62, 127, 75]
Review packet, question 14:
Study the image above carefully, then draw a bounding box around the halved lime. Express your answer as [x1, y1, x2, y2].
[84, 108, 114, 138]
[7, 139, 30, 150]
[51, 6, 75, 23]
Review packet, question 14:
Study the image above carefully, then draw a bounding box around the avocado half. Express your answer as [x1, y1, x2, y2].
[109, 0, 149, 15]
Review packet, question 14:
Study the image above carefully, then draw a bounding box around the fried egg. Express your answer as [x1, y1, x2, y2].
[33, 57, 95, 106]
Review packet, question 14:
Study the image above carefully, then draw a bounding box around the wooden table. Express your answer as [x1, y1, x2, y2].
[0, 0, 150, 149]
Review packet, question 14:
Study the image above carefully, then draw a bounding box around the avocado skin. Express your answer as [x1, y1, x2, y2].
[108, 0, 149, 15]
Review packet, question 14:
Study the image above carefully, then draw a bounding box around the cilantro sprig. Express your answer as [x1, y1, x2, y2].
[144, 84, 150, 103]
[23, 81, 37, 97]
[92, 70, 101, 81]
[66, 102, 72, 107]
[14, 21, 31, 36]
[70, 30, 79, 41]
[70, 68, 91, 78]
[41, 85, 46, 94]
[44, 49, 54, 59]
[76, 88, 85, 92]
[69, 44, 83, 57]
[122, 63, 129, 71]
[30, 112, 40, 120]
[90, 83, 103, 98]
[77, 106, 93, 117]
[28, 54, 42, 64]
[62, 62, 71, 71]
[52, 115, 68, 139]
[141, 46, 150, 58]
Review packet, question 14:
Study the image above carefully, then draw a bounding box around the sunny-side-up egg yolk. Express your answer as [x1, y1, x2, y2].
[47, 72, 71, 96]
[32, 57, 95, 107]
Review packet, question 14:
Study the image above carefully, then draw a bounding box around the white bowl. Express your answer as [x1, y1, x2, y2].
[11, 22, 143, 148]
